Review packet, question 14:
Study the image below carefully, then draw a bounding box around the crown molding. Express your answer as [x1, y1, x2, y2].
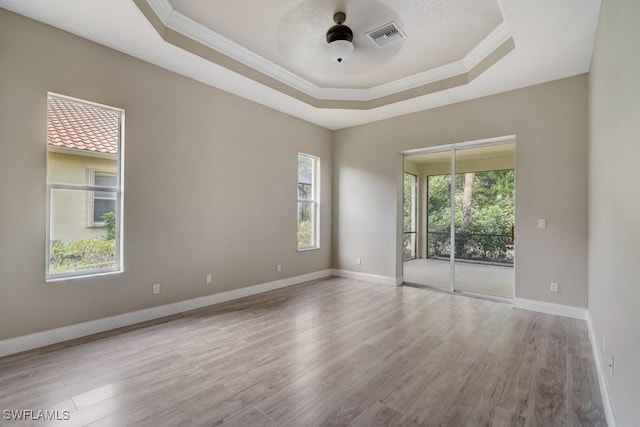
[464, 20, 512, 70]
[140, 0, 514, 108]
[161, 3, 321, 98]
[147, 0, 172, 21]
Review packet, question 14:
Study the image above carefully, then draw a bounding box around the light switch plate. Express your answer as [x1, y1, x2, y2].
[538, 218, 546, 228]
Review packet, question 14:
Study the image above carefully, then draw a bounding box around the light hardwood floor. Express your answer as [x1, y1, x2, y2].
[0, 277, 606, 426]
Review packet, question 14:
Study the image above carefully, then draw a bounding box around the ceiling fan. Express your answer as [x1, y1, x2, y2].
[325, 12, 354, 63]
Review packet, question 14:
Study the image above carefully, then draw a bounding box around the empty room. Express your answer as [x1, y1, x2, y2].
[0, 0, 638, 426]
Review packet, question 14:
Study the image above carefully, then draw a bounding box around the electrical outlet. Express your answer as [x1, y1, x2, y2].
[152, 283, 160, 295]
[550, 282, 559, 292]
[538, 218, 546, 228]
[356, 258, 362, 265]
[206, 274, 212, 284]
[276, 264, 282, 272]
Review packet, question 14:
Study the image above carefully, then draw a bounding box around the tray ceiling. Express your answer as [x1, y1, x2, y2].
[139, 0, 514, 108]
[0, 0, 601, 129]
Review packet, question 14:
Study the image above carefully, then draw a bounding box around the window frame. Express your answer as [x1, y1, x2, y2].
[297, 153, 320, 251]
[45, 93, 125, 281]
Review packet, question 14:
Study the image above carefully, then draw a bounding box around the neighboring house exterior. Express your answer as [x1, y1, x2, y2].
[47, 96, 118, 242]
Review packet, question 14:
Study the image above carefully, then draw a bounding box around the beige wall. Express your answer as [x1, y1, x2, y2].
[48, 152, 117, 241]
[0, 10, 332, 340]
[588, 0, 640, 424]
[335, 75, 589, 308]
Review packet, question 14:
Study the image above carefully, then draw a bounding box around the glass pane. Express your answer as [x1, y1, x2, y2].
[297, 202, 316, 249]
[403, 173, 416, 233]
[454, 143, 515, 298]
[49, 188, 117, 276]
[47, 96, 120, 186]
[403, 152, 452, 290]
[403, 232, 416, 260]
[298, 154, 315, 204]
[427, 174, 452, 261]
[298, 183, 312, 201]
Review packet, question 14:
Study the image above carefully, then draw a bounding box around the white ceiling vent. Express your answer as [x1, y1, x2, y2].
[366, 22, 407, 48]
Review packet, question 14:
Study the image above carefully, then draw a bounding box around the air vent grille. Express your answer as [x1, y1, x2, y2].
[366, 22, 406, 48]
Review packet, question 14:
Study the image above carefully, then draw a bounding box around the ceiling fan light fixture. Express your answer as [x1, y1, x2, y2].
[326, 12, 354, 63]
[327, 39, 354, 63]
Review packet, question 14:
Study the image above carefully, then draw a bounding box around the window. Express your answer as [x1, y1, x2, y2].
[46, 94, 124, 279]
[297, 153, 319, 250]
[88, 171, 117, 226]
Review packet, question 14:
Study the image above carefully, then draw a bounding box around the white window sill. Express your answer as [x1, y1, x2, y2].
[46, 269, 122, 283]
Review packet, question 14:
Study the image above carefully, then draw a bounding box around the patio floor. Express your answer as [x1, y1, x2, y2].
[403, 258, 514, 298]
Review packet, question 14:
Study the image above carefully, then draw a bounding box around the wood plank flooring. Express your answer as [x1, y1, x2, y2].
[0, 277, 606, 426]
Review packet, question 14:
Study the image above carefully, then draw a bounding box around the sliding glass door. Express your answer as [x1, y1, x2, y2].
[453, 144, 515, 298]
[402, 141, 515, 298]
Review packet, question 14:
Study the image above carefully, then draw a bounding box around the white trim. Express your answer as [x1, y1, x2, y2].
[145, 0, 513, 102]
[463, 21, 512, 70]
[332, 269, 401, 287]
[513, 298, 587, 320]
[0, 269, 332, 357]
[454, 289, 513, 304]
[586, 313, 617, 427]
[146, 0, 172, 21]
[357, 61, 467, 100]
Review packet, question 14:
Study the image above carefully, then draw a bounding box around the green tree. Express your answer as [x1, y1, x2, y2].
[427, 175, 451, 232]
[426, 169, 515, 262]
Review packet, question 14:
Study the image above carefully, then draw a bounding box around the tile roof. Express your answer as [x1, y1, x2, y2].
[47, 96, 119, 155]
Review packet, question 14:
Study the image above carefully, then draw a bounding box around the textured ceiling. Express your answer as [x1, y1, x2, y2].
[170, 0, 503, 88]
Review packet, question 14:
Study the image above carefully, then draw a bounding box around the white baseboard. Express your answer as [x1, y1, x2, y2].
[0, 269, 333, 358]
[332, 269, 402, 286]
[513, 298, 587, 320]
[586, 313, 617, 427]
